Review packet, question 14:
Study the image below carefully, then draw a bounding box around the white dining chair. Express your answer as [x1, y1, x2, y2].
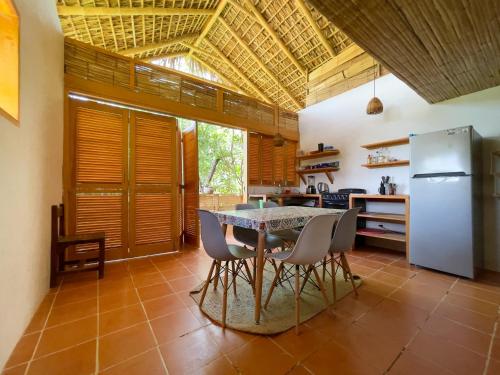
[264, 214, 338, 334]
[324, 207, 360, 303]
[263, 201, 301, 246]
[198, 209, 256, 327]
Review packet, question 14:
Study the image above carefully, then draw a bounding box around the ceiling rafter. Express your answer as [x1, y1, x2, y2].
[217, 17, 302, 110]
[235, 0, 306, 77]
[142, 51, 188, 62]
[202, 39, 272, 104]
[121, 33, 200, 56]
[57, 5, 215, 17]
[294, 0, 335, 58]
[188, 0, 229, 59]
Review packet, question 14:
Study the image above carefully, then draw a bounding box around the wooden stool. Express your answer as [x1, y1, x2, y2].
[50, 204, 105, 288]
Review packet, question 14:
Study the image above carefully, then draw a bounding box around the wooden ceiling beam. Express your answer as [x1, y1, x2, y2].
[202, 39, 272, 104]
[218, 17, 303, 110]
[57, 5, 215, 17]
[188, 0, 228, 58]
[120, 33, 200, 56]
[294, 0, 335, 58]
[232, 0, 306, 77]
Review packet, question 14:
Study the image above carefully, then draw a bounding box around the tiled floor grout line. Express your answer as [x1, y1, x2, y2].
[128, 262, 171, 375]
[483, 305, 500, 375]
[385, 277, 460, 374]
[22, 279, 63, 375]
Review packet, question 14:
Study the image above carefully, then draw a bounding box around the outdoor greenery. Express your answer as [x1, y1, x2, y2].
[177, 118, 244, 195]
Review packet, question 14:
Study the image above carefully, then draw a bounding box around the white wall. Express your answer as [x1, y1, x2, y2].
[0, 0, 63, 368]
[299, 74, 500, 271]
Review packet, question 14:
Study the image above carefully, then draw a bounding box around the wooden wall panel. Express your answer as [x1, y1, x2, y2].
[260, 136, 274, 185]
[273, 145, 284, 185]
[248, 133, 261, 185]
[285, 141, 298, 186]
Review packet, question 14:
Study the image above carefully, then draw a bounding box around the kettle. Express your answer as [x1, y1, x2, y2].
[317, 182, 329, 193]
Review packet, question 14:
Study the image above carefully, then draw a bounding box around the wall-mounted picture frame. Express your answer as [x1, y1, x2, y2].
[0, 0, 20, 126]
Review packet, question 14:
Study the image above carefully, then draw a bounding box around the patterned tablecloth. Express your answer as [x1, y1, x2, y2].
[213, 206, 345, 232]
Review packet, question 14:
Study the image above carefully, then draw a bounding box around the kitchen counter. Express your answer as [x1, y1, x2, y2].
[248, 193, 322, 207]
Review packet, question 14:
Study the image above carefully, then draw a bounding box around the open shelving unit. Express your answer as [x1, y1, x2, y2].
[296, 167, 339, 184]
[296, 149, 340, 161]
[296, 149, 341, 184]
[361, 137, 410, 169]
[349, 194, 410, 258]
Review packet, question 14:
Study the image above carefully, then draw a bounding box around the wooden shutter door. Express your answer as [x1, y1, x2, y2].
[69, 99, 128, 261]
[261, 136, 274, 185]
[248, 132, 261, 185]
[182, 125, 200, 247]
[273, 146, 285, 185]
[130, 112, 178, 257]
[285, 141, 298, 186]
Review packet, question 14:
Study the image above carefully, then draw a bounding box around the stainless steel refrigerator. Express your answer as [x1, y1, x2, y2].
[409, 126, 482, 278]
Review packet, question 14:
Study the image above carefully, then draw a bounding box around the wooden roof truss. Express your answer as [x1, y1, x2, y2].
[57, 0, 353, 111]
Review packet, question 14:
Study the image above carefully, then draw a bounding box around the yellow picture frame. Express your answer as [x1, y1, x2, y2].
[0, 0, 20, 125]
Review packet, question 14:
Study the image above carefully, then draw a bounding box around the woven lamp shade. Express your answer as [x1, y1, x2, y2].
[366, 96, 384, 115]
[273, 133, 285, 147]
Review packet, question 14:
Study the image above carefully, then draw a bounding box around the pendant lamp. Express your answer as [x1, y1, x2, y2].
[367, 62, 383, 115]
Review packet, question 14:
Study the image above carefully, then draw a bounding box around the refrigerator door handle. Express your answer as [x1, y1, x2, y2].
[412, 172, 467, 178]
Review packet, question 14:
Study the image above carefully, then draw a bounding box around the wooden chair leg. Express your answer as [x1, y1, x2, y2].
[231, 261, 237, 296]
[295, 264, 301, 335]
[213, 261, 221, 291]
[50, 244, 58, 288]
[300, 266, 312, 293]
[331, 255, 337, 304]
[322, 257, 327, 281]
[312, 266, 330, 308]
[243, 259, 255, 292]
[264, 262, 284, 309]
[98, 239, 105, 279]
[340, 254, 348, 281]
[222, 261, 229, 328]
[199, 260, 216, 307]
[342, 253, 358, 296]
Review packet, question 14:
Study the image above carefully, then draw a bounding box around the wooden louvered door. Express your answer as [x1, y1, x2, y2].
[129, 112, 178, 257]
[182, 125, 200, 247]
[285, 141, 298, 186]
[273, 145, 285, 185]
[68, 99, 129, 261]
[261, 135, 274, 185]
[248, 132, 261, 185]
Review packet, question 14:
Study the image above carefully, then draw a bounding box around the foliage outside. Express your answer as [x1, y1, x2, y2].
[178, 118, 244, 195]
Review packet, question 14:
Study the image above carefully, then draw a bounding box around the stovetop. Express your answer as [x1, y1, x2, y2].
[322, 188, 366, 201]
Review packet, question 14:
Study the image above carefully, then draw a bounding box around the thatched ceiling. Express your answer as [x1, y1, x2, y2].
[308, 0, 500, 104]
[57, 0, 354, 112]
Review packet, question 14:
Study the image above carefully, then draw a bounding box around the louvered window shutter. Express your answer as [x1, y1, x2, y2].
[261, 136, 274, 185]
[248, 133, 261, 185]
[273, 146, 284, 185]
[71, 101, 128, 260]
[130, 112, 178, 256]
[285, 141, 298, 186]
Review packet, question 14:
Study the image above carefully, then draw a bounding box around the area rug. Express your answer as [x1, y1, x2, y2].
[190, 264, 362, 334]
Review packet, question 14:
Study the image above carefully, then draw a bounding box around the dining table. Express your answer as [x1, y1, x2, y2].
[213, 206, 345, 324]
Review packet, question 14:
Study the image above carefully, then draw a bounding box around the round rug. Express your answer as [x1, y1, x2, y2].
[190, 264, 361, 334]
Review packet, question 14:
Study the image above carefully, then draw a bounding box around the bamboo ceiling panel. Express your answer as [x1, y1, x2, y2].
[57, 0, 354, 111]
[307, 0, 500, 103]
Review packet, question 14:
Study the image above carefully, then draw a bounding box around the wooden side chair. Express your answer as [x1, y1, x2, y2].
[50, 204, 105, 288]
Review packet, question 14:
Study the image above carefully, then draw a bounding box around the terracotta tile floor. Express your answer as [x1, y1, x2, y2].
[3, 245, 500, 375]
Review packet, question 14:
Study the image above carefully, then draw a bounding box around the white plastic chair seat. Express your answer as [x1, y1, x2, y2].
[228, 244, 258, 259]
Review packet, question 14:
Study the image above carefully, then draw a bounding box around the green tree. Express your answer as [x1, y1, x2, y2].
[197, 122, 244, 195]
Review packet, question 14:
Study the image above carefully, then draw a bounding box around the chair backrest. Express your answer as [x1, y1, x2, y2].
[235, 203, 255, 210]
[233, 204, 258, 245]
[284, 214, 337, 265]
[263, 201, 279, 208]
[197, 209, 234, 261]
[51, 204, 65, 243]
[330, 207, 360, 253]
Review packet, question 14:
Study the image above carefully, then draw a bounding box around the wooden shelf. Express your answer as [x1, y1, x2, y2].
[361, 137, 409, 149]
[297, 150, 340, 161]
[296, 167, 339, 184]
[356, 229, 406, 243]
[362, 160, 409, 168]
[358, 212, 406, 223]
[351, 194, 409, 201]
